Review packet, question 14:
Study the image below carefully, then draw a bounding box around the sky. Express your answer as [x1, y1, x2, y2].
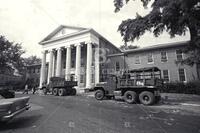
[0, 0, 190, 57]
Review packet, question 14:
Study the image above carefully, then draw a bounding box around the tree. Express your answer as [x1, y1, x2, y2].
[23, 56, 41, 66]
[114, 0, 200, 65]
[0, 35, 25, 74]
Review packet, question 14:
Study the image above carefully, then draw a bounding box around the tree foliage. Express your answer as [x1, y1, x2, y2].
[114, 0, 200, 65]
[23, 56, 41, 66]
[0, 35, 25, 73]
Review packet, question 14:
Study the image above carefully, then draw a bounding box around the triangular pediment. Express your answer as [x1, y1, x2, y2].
[40, 25, 88, 43]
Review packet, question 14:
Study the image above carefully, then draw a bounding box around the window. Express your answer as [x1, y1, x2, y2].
[135, 56, 140, 64]
[37, 68, 40, 73]
[163, 70, 169, 82]
[71, 60, 75, 68]
[178, 69, 186, 82]
[115, 62, 120, 71]
[147, 53, 154, 63]
[176, 49, 183, 61]
[161, 51, 167, 62]
[80, 75, 84, 83]
[33, 68, 35, 73]
[81, 58, 84, 67]
[92, 74, 95, 83]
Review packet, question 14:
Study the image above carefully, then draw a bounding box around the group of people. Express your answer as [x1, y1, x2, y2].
[23, 84, 37, 94]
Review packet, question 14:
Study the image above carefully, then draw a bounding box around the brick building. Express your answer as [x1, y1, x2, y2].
[107, 41, 200, 83]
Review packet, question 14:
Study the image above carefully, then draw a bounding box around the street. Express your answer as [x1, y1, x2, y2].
[0, 93, 200, 133]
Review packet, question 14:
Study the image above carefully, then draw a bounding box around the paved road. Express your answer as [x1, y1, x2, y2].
[0, 94, 200, 133]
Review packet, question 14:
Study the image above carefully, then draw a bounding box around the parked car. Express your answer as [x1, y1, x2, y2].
[0, 86, 15, 98]
[0, 95, 30, 122]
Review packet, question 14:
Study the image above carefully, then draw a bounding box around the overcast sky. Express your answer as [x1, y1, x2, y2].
[0, 0, 190, 57]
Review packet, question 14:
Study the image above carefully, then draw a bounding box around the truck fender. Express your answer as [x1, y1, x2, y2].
[94, 87, 105, 92]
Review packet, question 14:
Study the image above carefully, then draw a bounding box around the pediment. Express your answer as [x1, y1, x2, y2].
[40, 25, 88, 43]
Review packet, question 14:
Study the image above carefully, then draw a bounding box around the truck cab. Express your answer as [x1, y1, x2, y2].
[93, 67, 162, 105]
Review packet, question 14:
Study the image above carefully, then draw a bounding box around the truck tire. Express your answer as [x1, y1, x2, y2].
[58, 88, 65, 96]
[123, 91, 137, 104]
[95, 89, 105, 100]
[53, 88, 58, 96]
[139, 91, 155, 105]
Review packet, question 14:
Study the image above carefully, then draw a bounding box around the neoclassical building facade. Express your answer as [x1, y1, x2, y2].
[39, 25, 120, 90]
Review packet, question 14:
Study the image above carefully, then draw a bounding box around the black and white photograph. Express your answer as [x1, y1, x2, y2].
[0, 0, 200, 133]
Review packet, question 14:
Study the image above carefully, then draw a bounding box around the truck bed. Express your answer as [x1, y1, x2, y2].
[118, 78, 162, 88]
[50, 81, 77, 88]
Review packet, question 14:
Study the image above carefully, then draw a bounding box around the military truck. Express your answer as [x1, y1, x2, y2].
[42, 77, 77, 96]
[93, 67, 163, 105]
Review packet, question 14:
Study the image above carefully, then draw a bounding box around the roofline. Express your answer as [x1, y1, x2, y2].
[39, 26, 121, 52]
[39, 25, 88, 44]
[26, 63, 48, 67]
[39, 28, 91, 45]
[124, 41, 189, 54]
[26, 64, 41, 67]
[107, 53, 124, 57]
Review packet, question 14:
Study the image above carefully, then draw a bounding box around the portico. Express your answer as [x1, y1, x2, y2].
[39, 25, 100, 90]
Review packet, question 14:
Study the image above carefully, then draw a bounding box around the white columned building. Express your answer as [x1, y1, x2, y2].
[39, 25, 120, 91]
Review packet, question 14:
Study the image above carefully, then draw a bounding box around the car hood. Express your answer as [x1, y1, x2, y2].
[0, 96, 30, 118]
[0, 96, 29, 103]
[0, 97, 30, 110]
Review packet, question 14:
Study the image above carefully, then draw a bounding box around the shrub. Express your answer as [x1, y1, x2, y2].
[161, 80, 200, 95]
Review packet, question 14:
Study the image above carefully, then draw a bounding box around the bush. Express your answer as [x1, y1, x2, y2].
[161, 80, 200, 95]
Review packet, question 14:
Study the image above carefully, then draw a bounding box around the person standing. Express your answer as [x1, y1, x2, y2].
[32, 84, 36, 94]
[23, 84, 28, 94]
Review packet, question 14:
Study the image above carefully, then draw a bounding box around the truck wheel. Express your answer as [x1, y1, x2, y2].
[123, 91, 137, 104]
[58, 88, 65, 96]
[53, 88, 58, 96]
[95, 89, 105, 100]
[139, 91, 155, 105]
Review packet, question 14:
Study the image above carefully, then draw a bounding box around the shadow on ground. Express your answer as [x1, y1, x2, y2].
[0, 114, 41, 131]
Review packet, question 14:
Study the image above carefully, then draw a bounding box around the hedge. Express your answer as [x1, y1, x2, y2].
[161, 80, 200, 95]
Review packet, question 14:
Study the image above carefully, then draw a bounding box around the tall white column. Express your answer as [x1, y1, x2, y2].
[86, 42, 93, 89]
[52, 50, 55, 77]
[39, 51, 46, 88]
[95, 45, 100, 84]
[75, 43, 81, 87]
[47, 50, 53, 83]
[65, 46, 71, 81]
[56, 48, 62, 77]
